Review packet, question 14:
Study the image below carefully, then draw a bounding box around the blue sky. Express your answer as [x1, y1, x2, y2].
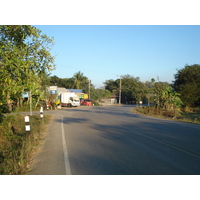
[35, 25, 200, 88]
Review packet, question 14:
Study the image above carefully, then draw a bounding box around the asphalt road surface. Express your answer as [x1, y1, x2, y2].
[29, 105, 200, 175]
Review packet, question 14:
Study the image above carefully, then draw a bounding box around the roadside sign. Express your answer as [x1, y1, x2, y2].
[50, 90, 57, 94]
[49, 86, 58, 94]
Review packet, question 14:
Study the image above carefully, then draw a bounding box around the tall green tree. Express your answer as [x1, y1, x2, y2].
[0, 25, 55, 112]
[90, 88, 111, 101]
[173, 64, 200, 107]
[50, 75, 74, 88]
[104, 79, 119, 94]
[72, 71, 88, 89]
[104, 75, 145, 104]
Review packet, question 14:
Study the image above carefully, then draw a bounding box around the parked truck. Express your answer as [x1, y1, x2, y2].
[60, 92, 80, 107]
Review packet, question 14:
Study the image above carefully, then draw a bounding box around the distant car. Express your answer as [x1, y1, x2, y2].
[81, 99, 92, 106]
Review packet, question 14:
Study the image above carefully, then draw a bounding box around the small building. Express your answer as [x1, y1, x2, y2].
[99, 94, 117, 106]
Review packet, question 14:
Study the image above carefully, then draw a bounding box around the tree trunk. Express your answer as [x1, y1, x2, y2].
[17, 98, 19, 108]
[20, 97, 23, 108]
[35, 97, 40, 108]
[6, 92, 12, 113]
[147, 96, 150, 106]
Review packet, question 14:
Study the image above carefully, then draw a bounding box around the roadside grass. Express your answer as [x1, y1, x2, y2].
[134, 106, 200, 125]
[0, 114, 51, 175]
[12, 105, 49, 113]
[180, 112, 200, 124]
[13, 106, 39, 113]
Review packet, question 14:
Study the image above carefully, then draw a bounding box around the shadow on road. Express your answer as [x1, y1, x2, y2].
[54, 117, 90, 124]
[55, 105, 200, 175]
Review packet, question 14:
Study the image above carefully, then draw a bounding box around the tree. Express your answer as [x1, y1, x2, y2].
[90, 88, 111, 101]
[49, 76, 74, 88]
[0, 25, 55, 112]
[72, 71, 89, 89]
[173, 64, 200, 106]
[104, 79, 119, 94]
[104, 75, 145, 104]
[160, 87, 183, 110]
[143, 79, 156, 106]
[120, 75, 139, 104]
[152, 81, 170, 107]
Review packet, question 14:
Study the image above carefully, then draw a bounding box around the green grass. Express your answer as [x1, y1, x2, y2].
[0, 114, 51, 175]
[134, 106, 200, 125]
[180, 112, 200, 124]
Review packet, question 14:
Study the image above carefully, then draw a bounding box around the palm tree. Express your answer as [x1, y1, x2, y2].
[72, 71, 88, 89]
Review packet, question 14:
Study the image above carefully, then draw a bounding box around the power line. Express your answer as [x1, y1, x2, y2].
[55, 63, 120, 76]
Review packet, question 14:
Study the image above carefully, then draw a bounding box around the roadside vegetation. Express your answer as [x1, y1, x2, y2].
[134, 106, 200, 124]
[103, 64, 200, 125]
[0, 25, 56, 113]
[0, 114, 51, 175]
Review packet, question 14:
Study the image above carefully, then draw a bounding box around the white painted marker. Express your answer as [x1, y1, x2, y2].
[61, 115, 71, 175]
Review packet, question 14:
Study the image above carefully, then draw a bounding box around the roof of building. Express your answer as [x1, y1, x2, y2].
[57, 87, 72, 93]
[67, 89, 84, 93]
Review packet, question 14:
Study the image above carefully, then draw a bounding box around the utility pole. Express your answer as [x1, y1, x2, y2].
[117, 75, 122, 104]
[88, 77, 90, 99]
[30, 90, 32, 116]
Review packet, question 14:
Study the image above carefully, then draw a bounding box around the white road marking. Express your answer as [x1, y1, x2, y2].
[61, 115, 71, 175]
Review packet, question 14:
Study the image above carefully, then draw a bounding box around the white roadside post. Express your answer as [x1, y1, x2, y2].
[40, 107, 43, 118]
[24, 116, 30, 133]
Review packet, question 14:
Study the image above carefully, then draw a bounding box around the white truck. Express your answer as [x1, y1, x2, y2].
[60, 92, 80, 107]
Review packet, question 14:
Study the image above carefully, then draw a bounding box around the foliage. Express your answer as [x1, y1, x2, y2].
[104, 79, 119, 94]
[72, 71, 89, 90]
[104, 75, 143, 104]
[0, 114, 51, 174]
[104, 75, 183, 116]
[0, 25, 55, 113]
[105, 75, 156, 104]
[152, 81, 170, 105]
[173, 64, 200, 107]
[90, 88, 111, 101]
[135, 106, 200, 124]
[49, 71, 93, 92]
[160, 87, 183, 110]
[142, 79, 156, 106]
[148, 81, 183, 117]
[50, 75, 74, 88]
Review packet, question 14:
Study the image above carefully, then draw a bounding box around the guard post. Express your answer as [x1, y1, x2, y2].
[24, 116, 30, 133]
[40, 107, 44, 119]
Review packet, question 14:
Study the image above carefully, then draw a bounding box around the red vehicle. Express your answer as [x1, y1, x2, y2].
[81, 99, 92, 106]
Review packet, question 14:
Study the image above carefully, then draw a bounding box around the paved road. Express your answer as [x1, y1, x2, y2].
[29, 105, 200, 175]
